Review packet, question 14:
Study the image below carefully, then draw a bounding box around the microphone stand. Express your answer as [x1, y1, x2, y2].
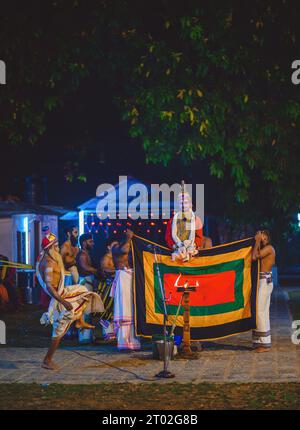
[152, 245, 175, 379]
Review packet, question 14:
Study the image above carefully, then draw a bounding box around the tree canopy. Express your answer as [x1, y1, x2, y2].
[1, 0, 300, 233]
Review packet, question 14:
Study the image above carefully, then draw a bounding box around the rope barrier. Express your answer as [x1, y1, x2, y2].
[0, 260, 33, 270]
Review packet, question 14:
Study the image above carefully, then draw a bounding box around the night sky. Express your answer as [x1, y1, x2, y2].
[1, 72, 218, 210]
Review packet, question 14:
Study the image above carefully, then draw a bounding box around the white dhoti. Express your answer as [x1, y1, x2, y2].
[40, 284, 104, 339]
[110, 269, 140, 350]
[252, 272, 273, 348]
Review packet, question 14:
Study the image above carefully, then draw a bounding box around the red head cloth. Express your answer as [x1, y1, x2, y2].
[41, 232, 58, 250]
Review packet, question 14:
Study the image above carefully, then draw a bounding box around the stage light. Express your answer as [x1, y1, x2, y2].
[23, 216, 29, 265]
[79, 210, 85, 236]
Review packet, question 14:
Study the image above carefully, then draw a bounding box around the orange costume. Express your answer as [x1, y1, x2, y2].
[164, 186, 204, 261]
[165, 215, 203, 250]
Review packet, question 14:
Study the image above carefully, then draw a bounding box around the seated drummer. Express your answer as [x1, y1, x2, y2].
[100, 239, 118, 278]
[76, 234, 98, 291]
[96, 239, 118, 340]
[60, 226, 79, 284]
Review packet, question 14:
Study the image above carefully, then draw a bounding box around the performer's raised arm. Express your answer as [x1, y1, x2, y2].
[252, 231, 262, 260]
[115, 229, 134, 255]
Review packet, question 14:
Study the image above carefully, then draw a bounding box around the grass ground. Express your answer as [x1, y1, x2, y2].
[0, 382, 300, 410]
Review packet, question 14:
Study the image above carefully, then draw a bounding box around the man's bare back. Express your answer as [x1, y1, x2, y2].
[252, 231, 275, 272]
[259, 245, 275, 272]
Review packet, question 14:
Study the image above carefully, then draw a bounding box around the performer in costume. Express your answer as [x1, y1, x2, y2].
[165, 183, 210, 352]
[110, 230, 141, 351]
[36, 232, 104, 370]
[165, 184, 204, 261]
[252, 230, 276, 352]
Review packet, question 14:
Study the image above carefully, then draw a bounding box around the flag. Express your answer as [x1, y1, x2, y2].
[132, 235, 259, 341]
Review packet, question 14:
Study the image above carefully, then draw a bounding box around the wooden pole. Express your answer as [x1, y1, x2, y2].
[182, 290, 192, 354]
[176, 284, 199, 359]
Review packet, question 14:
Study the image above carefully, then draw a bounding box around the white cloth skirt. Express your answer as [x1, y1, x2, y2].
[111, 269, 140, 350]
[41, 284, 104, 339]
[252, 276, 273, 348]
